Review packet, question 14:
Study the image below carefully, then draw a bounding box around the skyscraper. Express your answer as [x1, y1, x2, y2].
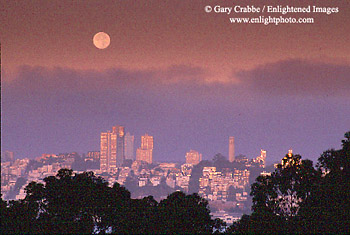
[185, 150, 202, 165]
[141, 134, 153, 150]
[100, 125, 125, 171]
[229, 136, 235, 162]
[136, 134, 153, 164]
[124, 132, 134, 160]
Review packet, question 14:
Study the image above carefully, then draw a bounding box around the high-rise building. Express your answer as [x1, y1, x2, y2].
[141, 134, 153, 150]
[100, 126, 125, 171]
[124, 132, 134, 160]
[185, 150, 202, 165]
[136, 134, 153, 164]
[229, 137, 235, 162]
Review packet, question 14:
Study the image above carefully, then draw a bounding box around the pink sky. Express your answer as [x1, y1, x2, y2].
[2, 0, 349, 82]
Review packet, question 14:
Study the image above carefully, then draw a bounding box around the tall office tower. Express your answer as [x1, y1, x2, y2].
[229, 136, 235, 162]
[141, 134, 153, 150]
[136, 134, 153, 164]
[185, 150, 202, 165]
[124, 132, 134, 160]
[100, 126, 125, 171]
[100, 132, 110, 171]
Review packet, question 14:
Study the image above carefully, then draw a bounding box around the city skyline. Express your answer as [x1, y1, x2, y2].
[1, 0, 349, 164]
[2, 118, 347, 165]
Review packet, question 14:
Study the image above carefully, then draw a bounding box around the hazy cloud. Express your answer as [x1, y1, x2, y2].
[4, 59, 349, 100]
[235, 59, 350, 96]
[5, 64, 208, 93]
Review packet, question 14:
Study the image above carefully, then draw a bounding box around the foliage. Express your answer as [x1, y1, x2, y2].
[297, 131, 350, 233]
[158, 191, 211, 234]
[254, 154, 320, 218]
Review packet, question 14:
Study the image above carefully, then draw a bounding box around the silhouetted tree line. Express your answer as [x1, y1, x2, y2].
[226, 131, 350, 234]
[1, 168, 225, 234]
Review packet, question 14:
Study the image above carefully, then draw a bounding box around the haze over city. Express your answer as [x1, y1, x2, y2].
[1, 0, 350, 164]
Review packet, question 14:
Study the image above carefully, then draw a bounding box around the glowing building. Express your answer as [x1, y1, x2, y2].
[255, 149, 266, 168]
[136, 134, 153, 164]
[100, 126, 125, 171]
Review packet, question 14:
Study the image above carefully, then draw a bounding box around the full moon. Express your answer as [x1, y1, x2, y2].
[93, 32, 110, 49]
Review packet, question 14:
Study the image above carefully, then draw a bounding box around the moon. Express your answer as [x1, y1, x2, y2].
[93, 32, 110, 49]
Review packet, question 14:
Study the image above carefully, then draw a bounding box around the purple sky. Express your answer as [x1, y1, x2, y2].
[1, 0, 349, 164]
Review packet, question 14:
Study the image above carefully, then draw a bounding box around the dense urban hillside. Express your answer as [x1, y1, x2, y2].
[1, 131, 349, 234]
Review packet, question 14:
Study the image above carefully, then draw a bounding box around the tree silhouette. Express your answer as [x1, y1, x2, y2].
[0, 196, 39, 234]
[298, 131, 350, 233]
[20, 168, 131, 234]
[158, 191, 215, 234]
[250, 154, 320, 221]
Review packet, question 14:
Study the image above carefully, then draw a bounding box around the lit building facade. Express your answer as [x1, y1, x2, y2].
[198, 167, 250, 201]
[136, 134, 153, 164]
[279, 149, 301, 168]
[253, 149, 266, 168]
[185, 150, 202, 165]
[100, 126, 125, 171]
[141, 134, 153, 150]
